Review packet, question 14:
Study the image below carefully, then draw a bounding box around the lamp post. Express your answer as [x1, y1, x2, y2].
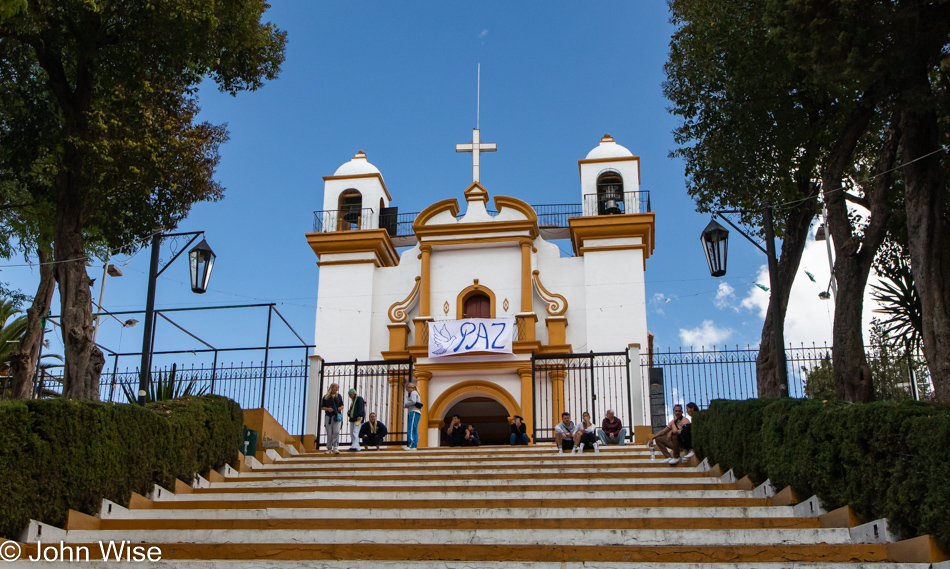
[137, 232, 215, 406]
[700, 206, 788, 397]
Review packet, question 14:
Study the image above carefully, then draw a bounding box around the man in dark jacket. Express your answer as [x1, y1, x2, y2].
[445, 415, 467, 447]
[596, 409, 628, 445]
[346, 389, 366, 452]
[358, 412, 387, 450]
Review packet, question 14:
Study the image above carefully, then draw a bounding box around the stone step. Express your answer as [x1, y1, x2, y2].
[19, 542, 914, 565]
[102, 504, 799, 521]
[91, 516, 823, 531]
[230, 467, 709, 479]
[16, 561, 929, 569]
[248, 460, 692, 471]
[163, 487, 756, 501]
[61, 527, 856, 546]
[203, 480, 735, 491]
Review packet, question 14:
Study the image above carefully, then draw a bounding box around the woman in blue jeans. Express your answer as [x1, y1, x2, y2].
[404, 382, 421, 449]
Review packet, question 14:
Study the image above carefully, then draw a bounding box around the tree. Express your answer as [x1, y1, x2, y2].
[761, 0, 950, 401]
[0, 1, 286, 399]
[665, 0, 825, 397]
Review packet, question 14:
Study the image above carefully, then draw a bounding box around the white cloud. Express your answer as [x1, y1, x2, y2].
[739, 221, 887, 348]
[714, 282, 737, 310]
[679, 320, 732, 347]
[650, 292, 669, 315]
[479, 29, 489, 40]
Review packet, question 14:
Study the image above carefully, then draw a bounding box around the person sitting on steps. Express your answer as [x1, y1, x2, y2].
[648, 404, 690, 465]
[464, 424, 481, 447]
[597, 409, 627, 446]
[510, 415, 529, 445]
[573, 411, 599, 453]
[358, 412, 388, 450]
[554, 412, 578, 454]
[445, 415, 467, 447]
[680, 402, 698, 460]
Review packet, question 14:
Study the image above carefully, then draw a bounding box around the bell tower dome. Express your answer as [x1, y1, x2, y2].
[320, 150, 392, 232]
[578, 135, 642, 216]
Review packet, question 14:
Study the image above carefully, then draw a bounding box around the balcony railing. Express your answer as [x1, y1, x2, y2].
[534, 204, 583, 227]
[381, 211, 418, 239]
[313, 208, 375, 232]
[582, 190, 650, 217]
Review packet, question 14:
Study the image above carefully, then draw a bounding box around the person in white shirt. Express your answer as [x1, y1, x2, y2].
[573, 411, 600, 453]
[553, 412, 578, 454]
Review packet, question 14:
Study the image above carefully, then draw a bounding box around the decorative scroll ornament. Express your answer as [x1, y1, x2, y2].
[532, 270, 568, 316]
[388, 277, 421, 323]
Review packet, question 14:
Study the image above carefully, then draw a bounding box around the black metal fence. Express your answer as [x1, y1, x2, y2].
[532, 352, 631, 443]
[644, 343, 931, 419]
[313, 208, 375, 232]
[31, 346, 312, 436]
[316, 359, 413, 449]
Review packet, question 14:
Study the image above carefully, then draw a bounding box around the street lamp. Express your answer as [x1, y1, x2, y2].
[137, 232, 215, 406]
[700, 206, 788, 397]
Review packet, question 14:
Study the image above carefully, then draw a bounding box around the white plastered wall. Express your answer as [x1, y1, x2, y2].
[313, 261, 377, 361]
[428, 245, 522, 322]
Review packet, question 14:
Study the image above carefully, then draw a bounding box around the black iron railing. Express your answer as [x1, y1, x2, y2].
[532, 352, 632, 443]
[381, 211, 419, 238]
[582, 191, 651, 217]
[316, 359, 413, 449]
[313, 208, 375, 232]
[534, 204, 583, 227]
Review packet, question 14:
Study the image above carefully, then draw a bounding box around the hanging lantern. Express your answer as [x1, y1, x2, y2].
[188, 239, 216, 294]
[700, 219, 729, 277]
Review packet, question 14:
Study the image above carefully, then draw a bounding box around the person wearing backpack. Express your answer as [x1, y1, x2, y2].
[403, 382, 421, 450]
[320, 383, 344, 454]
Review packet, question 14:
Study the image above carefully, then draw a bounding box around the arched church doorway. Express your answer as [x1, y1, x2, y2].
[441, 396, 510, 446]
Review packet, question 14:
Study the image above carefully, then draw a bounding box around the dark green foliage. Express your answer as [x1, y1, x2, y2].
[694, 398, 950, 551]
[0, 395, 242, 539]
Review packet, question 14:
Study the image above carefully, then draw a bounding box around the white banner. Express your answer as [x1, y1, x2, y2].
[428, 318, 515, 357]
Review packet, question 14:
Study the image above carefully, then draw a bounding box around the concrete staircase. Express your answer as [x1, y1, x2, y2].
[18, 442, 948, 568]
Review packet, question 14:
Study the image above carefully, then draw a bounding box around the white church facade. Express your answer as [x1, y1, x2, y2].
[304, 132, 656, 448]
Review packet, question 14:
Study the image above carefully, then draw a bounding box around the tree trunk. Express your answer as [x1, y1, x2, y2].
[756, 186, 818, 397]
[8, 245, 56, 398]
[54, 167, 103, 400]
[824, 112, 900, 402]
[899, 107, 950, 403]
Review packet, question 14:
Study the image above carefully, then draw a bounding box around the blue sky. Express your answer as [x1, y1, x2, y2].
[2, 2, 845, 372]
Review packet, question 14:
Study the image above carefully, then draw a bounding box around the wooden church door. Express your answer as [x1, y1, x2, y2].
[463, 294, 490, 319]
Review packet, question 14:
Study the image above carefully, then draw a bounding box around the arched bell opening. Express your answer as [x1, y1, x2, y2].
[596, 171, 624, 215]
[337, 189, 363, 230]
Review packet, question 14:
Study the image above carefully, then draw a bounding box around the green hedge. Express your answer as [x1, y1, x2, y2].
[694, 398, 950, 551]
[0, 395, 242, 539]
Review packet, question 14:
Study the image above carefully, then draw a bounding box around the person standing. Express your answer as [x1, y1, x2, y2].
[346, 388, 366, 452]
[510, 415, 529, 445]
[404, 382, 421, 450]
[320, 383, 344, 454]
[359, 412, 388, 450]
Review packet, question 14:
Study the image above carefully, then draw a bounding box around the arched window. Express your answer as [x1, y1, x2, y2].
[596, 172, 624, 215]
[337, 189, 363, 230]
[462, 293, 491, 319]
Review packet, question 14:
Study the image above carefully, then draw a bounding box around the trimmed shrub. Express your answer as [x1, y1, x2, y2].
[0, 395, 242, 539]
[694, 398, 950, 552]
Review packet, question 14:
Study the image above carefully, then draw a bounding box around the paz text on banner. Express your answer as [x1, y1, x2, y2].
[428, 318, 515, 357]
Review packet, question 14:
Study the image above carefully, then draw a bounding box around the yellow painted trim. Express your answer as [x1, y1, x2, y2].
[316, 258, 380, 268]
[494, 195, 538, 223]
[577, 155, 641, 186]
[419, 246, 431, 317]
[568, 213, 655, 258]
[415, 219, 538, 240]
[421, 236, 530, 247]
[415, 360, 528, 373]
[388, 277, 421, 323]
[579, 244, 647, 254]
[428, 379, 522, 423]
[464, 181, 490, 203]
[456, 282, 497, 319]
[306, 229, 399, 267]
[532, 270, 568, 316]
[321, 172, 392, 202]
[414, 198, 461, 229]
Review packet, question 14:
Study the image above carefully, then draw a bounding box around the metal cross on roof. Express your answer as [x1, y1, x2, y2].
[456, 128, 496, 184]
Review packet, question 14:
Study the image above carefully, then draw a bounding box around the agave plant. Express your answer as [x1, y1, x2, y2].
[871, 255, 923, 353]
[121, 364, 209, 404]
